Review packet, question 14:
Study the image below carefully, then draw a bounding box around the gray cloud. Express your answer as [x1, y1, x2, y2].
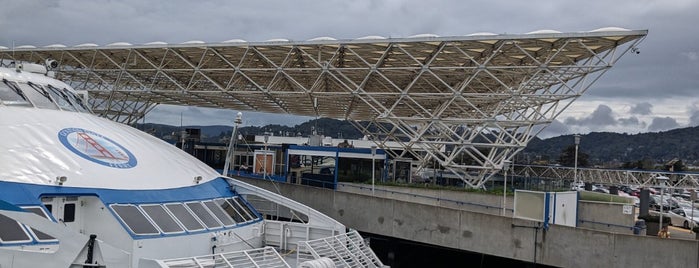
[618, 116, 645, 127]
[647, 117, 680, 132]
[629, 102, 653, 115]
[689, 110, 699, 127]
[564, 105, 617, 126]
[0, 0, 697, 137]
[146, 105, 313, 127]
[535, 120, 570, 139]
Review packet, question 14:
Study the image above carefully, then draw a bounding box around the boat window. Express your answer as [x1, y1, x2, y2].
[45, 85, 76, 111]
[111, 204, 159, 235]
[63, 203, 76, 222]
[203, 200, 235, 226]
[22, 83, 59, 110]
[61, 88, 90, 113]
[140, 204, 184, 234]
[185, 202, 222, 229]
[231, 197, 258, 221]
[218, 198, 245, 223]
[22, 207, 56, 241]
[164, 203, 205, 232]
[0, 213, 32, 244]
[0, 79, 31, 106]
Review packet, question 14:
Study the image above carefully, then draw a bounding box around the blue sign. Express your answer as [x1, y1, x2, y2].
[58, 128, 137, 169]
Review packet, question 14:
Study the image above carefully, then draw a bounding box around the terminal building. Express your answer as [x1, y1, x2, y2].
[174, 129, 455, 188]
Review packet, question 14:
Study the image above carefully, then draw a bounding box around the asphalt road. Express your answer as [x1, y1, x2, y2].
[666, 225, 696, 240]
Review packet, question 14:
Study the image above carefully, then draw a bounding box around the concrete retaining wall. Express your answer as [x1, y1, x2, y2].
[578, 201, 637, 234]
[239, 178, 699, 268]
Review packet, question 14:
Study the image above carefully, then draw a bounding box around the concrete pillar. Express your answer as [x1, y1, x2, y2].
[639, 188, 650, 217]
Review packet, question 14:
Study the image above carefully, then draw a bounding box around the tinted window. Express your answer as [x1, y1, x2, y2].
[219, 199, 245, 223]
[140, 205, 184, 234]
[203, 200, 235, 226]
[63, 203, 76, 222]
[61, 89, 90, 112]
[22, 83, 58, 110]
[46, 85, 75, 111]
[23, 207, 56, 241]
[164, 203, 205, 231]
[0, 80, 30, 106]
[0, 214, 32, 243]
[185, 202, 221, 229]
[111, 205, 159, 235]
[232, 197, 258, 221]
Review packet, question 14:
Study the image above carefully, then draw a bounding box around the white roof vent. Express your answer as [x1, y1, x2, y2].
[106, 42, 132, 46]
[265, 38, 289, 42]
[222, 39, 247, 43]
[356, 35, 386, 40]
[466, 32, 497, 36]
[308, 36, 337, 41]
[15, 45, 36, 49]
[0, 46, 8, 50]
[75, 43, 99, 47]
[409, 33, 439, 38]
[589, 27, 631, 32]
[526, 29, 562, 34]
[181, 40, 205, 44]
[44, 44, 67, 48]
[144, 41, 168, 45]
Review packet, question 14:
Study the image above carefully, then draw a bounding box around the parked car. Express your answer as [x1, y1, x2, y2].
[649, 195, 677, 211]
[667, 207, 699, 229]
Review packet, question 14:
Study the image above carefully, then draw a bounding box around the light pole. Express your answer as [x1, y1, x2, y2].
[657, 176, 669, 236]
[574, 134, 581, 189]
[222, 112, 243, 176]
[371, 145, 377, 194]
[502, 160, 511, 216]
[263, 133, 269, 180]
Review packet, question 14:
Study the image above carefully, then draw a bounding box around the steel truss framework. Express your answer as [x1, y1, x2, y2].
[1, 29, 647, 188]
[511, 165, 699, 189]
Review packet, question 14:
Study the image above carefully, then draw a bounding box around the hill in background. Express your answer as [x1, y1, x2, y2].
[134, 119, 699, 169]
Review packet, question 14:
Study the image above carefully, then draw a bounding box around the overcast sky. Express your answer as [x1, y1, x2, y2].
[2, 0, 697, 138]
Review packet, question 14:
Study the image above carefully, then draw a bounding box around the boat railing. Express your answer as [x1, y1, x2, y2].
[154, 246, 290, 268]
[263, 220, 340, 251]
[296, 230, 387, 268]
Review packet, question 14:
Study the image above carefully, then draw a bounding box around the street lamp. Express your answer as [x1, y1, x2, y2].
[371, 145, 377, 194]
[263, 133, 270, 180]
[574, 134, 581, 188]
[502, 160, 511, 216]
[222, 112, 243, 176]
[657, 176, 669, 235]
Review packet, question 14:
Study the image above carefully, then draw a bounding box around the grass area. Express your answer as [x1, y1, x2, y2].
[363, 180, 636, 203]
[578, 191, 634, 204]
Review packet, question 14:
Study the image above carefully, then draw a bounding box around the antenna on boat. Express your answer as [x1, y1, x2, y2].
[222, 112, 243, 176]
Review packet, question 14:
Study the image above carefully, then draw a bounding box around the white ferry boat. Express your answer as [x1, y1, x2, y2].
[0, 61, 386, 268]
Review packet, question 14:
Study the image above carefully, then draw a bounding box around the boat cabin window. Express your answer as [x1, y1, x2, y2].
[140, 204, 185, 234]
[109, 197, 261, 237]
[217, 198, 245, 223]
[203, 200, 236, 226]
[111, 204, 160, 235]
[0, 213, 33, 244]
[63, 203, 76, 222]
[61, 88, 90, 112]
[0, 80, 31, 106]
[22, 83, 59, 110]
[231, 197, 257, 222]
[45, 85, 76, 112]
[164, 203, 205, 232]
[22, 207, 56, 241]
[185, 202, 222, 229]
